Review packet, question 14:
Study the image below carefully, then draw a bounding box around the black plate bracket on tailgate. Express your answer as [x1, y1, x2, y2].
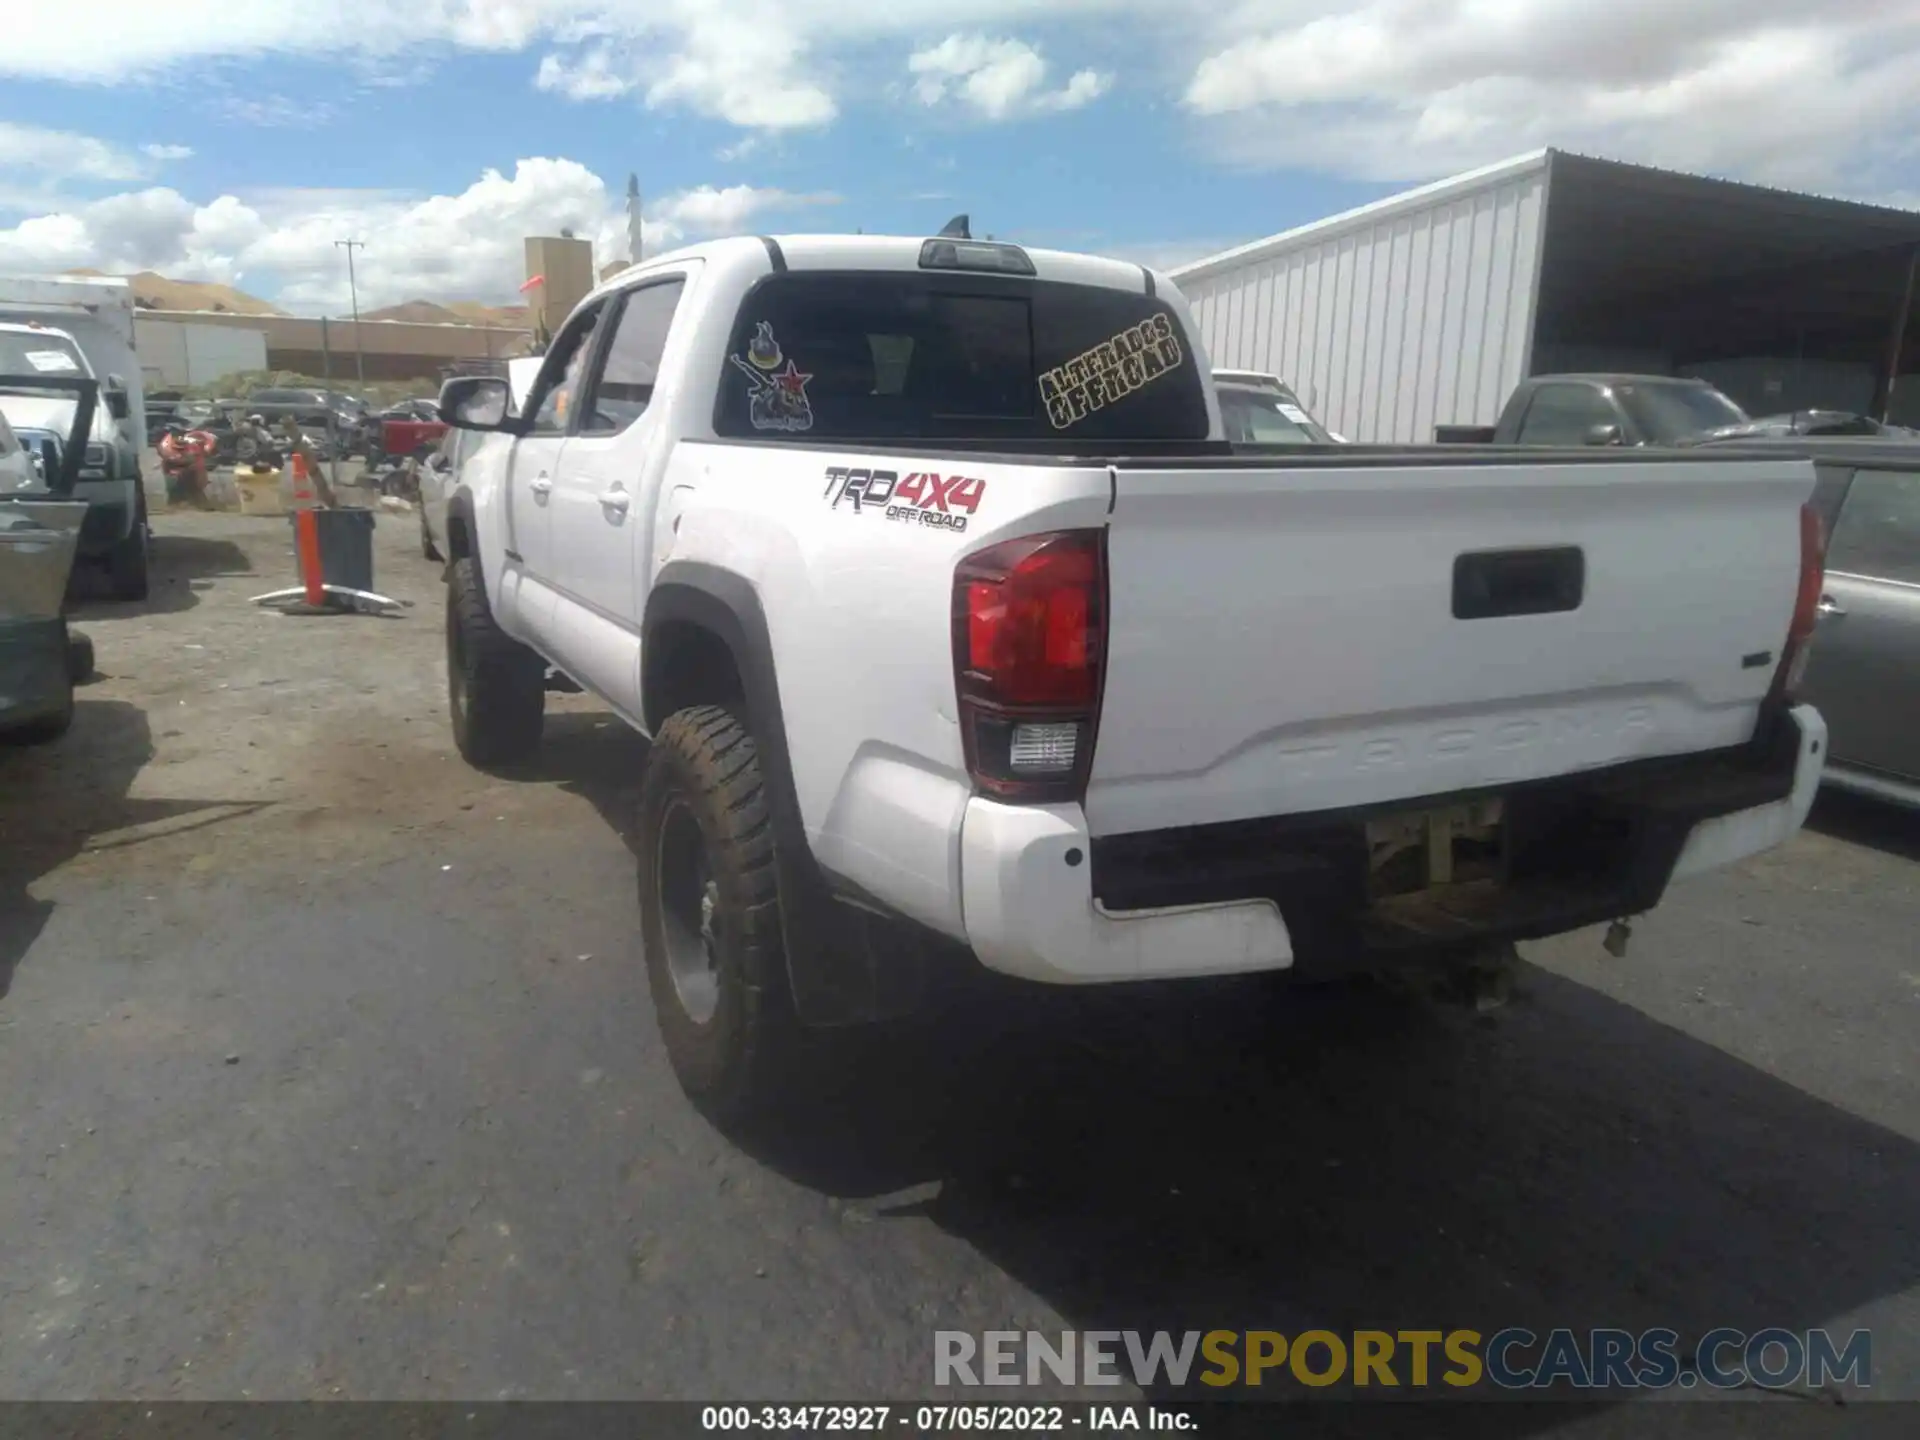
[1453, 546, 1584, 620]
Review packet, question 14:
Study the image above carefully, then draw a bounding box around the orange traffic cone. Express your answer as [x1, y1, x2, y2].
[294, 510, 325, 606]
[288, 449, 318, 509]
[285, 452, 324, 605]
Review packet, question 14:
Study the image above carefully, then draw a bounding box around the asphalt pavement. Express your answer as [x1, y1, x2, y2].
[1, 512, 1916, 1432]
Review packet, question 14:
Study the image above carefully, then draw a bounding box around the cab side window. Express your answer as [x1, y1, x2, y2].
[1515, 384, 1616, 444]
[580, 279, 686, 435]
[1827, 470, 1920, 586]
[526, 301, 608, 435]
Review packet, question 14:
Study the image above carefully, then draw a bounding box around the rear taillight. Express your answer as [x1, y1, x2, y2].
[1772, 502, 1827, 702]
[952, 529, 1108, 803]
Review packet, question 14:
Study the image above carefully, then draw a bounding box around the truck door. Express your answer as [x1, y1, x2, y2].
[504, 298, 609, 648]
[1800, 463, 1920, 785]
[544, 274, 689, 707]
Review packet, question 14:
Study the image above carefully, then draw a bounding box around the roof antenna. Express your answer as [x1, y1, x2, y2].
[938, 214, 971, 240]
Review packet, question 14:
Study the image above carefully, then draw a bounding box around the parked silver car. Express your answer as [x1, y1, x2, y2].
[1212, 368, 1345, 444]
[1800, 446, 1920, 808]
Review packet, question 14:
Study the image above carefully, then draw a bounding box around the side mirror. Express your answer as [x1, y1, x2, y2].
[438, 376, 518, 433]
[1582, 422, 1623, 447]
[104, 374, 131, 421]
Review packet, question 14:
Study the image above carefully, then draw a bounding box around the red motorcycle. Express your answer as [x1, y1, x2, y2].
[157, 426, 220, 506]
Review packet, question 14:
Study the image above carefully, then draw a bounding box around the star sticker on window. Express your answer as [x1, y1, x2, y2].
[772, 360, 812, 401]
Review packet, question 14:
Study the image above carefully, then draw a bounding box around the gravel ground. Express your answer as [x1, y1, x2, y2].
[2, 505, 1916, 1430]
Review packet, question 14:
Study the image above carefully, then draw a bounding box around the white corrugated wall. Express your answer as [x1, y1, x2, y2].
[1174, 157, 1549, 443]
[134, 318, 268, 387]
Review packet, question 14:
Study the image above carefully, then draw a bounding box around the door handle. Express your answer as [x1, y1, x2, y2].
[599, 486, 630, 516]
[529, 473, 552, 496]
[1816, 595, 1847, 618]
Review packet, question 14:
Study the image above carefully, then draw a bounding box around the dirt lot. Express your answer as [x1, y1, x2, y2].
[3, 505, 1919, 1422]
[4, 502, 615, 895]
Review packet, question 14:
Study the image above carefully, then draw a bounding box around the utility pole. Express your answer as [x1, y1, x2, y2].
[334, 238, 366, 389]
[627, 174, 643, 264]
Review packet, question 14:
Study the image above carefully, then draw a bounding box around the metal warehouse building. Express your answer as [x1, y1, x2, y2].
[1170, 148, 1920, 443]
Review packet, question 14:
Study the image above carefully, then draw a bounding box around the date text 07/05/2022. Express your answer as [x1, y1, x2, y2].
[700, 1403, 1192, 1433]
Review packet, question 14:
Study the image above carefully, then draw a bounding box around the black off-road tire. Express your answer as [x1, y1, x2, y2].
[3, 688, 74, 746]
[445, 556, 544, 768]
[637, 705, 798, 1125]
[66, 631, 95, 684]
[106, 498, 150, 602]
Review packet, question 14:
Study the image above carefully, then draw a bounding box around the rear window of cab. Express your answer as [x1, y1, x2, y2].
[712, 272, 1210, 445]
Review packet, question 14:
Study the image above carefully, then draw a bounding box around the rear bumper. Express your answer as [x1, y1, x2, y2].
[1667, 704, 1826, 882]
[959, 704, 1826, 985]
[960, 800, 1295, 984]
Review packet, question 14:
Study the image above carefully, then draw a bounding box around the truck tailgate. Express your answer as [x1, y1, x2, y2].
[1087, 454, 1816, 837]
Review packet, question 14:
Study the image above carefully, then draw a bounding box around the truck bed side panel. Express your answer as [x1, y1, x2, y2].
[662, 440, 1112, 937]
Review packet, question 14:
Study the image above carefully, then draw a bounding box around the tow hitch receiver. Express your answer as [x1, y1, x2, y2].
[1365, 798, 1509, 936]
[1603, 918, 1633, 958]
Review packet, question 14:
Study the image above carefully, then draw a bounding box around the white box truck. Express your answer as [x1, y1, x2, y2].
[0, 275, 153, 599]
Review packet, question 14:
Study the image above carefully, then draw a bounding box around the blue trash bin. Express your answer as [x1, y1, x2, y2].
[293, 508, 376, 595]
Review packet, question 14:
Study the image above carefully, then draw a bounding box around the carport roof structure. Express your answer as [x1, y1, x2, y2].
[1534, 150, 1920, 360]
[1173, 147, 1920, 422]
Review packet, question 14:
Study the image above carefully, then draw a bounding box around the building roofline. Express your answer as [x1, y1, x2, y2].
[1168, 148, 1553, 286]
[133, 308, 530, 333]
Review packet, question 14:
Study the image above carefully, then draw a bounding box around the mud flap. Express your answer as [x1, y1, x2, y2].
[774, 844, 936, 1027]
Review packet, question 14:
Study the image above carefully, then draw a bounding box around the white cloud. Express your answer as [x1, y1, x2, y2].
[0, 3, 1112, 134]
[215, 93, 340, 129]
[1181, 1, 1920, 193]
[0, 157, 838, 312]
[908, 34, 1111, 120]
[642, 22, 838, 130]
[141, 143, 196, 162]
[0, 186, 261, 284]
[534, 49, 633, 102]
[1041, 68, 1112, 113]
[0, 123, 148, 183]
[0, 1, 1913, 206]
[646, 183, 839, 244]
[535, 21, 837, 131]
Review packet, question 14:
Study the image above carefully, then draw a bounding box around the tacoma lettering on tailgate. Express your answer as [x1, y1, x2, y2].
[1264, 705, 1663, 782]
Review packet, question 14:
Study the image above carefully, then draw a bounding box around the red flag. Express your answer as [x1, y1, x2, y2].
[519, 274, 545, 292]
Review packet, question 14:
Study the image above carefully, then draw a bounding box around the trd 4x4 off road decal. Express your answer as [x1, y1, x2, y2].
[729, 322, 815, 432]
[824, 466, 986, 533]
[1038, 312, 1185, 430]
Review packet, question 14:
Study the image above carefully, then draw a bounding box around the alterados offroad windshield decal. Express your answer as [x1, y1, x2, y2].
[1038, 313, 1185, 430]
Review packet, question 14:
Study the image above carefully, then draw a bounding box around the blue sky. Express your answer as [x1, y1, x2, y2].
[0, 1, 1913, 314]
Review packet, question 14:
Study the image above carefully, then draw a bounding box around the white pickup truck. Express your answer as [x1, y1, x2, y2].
[434, 230, 1831, 1122]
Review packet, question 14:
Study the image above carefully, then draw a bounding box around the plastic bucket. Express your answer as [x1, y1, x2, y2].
[235, 467, 287, 516]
